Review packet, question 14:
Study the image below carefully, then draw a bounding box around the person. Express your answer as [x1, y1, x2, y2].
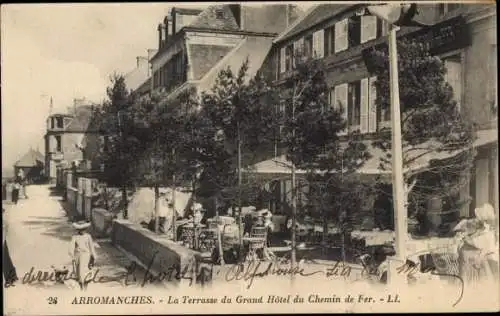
[69, 220, 97, 290]
[456, 203, 498, 286]
[192, 203, 204, 226]
[11, 181, 21, 204]
[3, 208, 18, 287]
[17, 169, 27, 199]
[158, 192, 171, 234]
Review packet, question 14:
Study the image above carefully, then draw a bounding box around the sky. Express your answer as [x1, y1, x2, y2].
[1, 2, 314, 170]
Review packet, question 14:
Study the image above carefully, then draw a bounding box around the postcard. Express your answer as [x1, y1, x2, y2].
[2, 1, 498, 315]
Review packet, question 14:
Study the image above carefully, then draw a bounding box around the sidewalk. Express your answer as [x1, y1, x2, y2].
[3, 184, 145, 290]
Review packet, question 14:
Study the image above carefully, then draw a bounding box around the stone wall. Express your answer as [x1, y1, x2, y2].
[111, 220, 201, 284]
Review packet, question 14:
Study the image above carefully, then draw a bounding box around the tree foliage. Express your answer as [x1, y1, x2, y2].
[193, 59, 277, 203]
[278, 55, 371, 227]
[99, 74, 139, 187]
[369, 39, 476, 221]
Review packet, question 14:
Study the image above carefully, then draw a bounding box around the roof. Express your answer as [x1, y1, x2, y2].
[14, 148, 44, 168]
[188, 4, 240, 31]
[173, 7, 204, 16]
[274, 3, 354, 44]
[124, 64, 149, 92]
[197, 35, 274, 92]
[188, 44, 235, 80]
[65, 105, 95, 132]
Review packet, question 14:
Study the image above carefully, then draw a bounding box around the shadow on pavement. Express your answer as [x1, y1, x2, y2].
[22, 217, 74, 242]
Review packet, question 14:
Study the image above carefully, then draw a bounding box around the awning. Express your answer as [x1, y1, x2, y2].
[247, 129, 497, 177]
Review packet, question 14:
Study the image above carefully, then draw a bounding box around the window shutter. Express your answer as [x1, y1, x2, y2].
[368, 76, 378, 133]
[293, 38, 304, 65]
[280, 47, 286, 73]
[381, 20, 389, 37]
[360, 78, 369, 133]
[313, 30, 325, 59]
[444, 59, 462, 110]
[329, 88, 335, 108]
[335, 83, 349, 135]
[335, 19, 348, 53]
[361, 16, 377, 44]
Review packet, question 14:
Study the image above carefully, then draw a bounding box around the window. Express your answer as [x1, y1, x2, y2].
[334, 83, 348, 135]
[312, 30, 324, 59]
[334, 19, 348, 53]
[55, 135, 62, 152]
[153, 71, 159, 88]
[360, 16, 377, 44]
[443, 54, 463, 110]
[347, 16, 361, 48]
[324, 25, 335, 56]
[328, 88, 336, 110]
[56, 117, 63, 128]
[376, 18, 388, 38]
[348, 81, 361, 131]
[304, 34, 313, 59]
[285, 44, 293, 71]
[293, 38, 304, 64]
[368, 76, 378, 133]
[439, 3, 460, 16]
[334, 78, 378, 134]
[489, 44, 497, 117]
[50, 118, 55, 129]
[215, 9, 224, 19]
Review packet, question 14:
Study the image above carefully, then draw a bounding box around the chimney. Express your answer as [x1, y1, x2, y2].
[168, 18, 173, 37]
[147, 49, 158, 61]
[157, 24, 164, 49]
[163, 16, 170, 46]
[136, 56, 148, 69]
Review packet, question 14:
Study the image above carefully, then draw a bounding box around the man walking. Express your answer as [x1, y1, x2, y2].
[3, 208, 18, 288]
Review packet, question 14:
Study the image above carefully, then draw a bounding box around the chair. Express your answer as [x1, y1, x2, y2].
[428, 244, 460, 284]
[244, 226, 269, 261]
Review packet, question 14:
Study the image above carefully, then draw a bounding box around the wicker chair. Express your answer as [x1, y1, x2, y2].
[428, 244, 460, 285]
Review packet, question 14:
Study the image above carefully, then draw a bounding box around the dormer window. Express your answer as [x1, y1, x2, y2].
[439, 3, 461, 16]
[216, 9, 224, 19]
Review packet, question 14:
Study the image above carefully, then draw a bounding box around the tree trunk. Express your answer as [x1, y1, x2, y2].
[215, 197, 225, 266]
[172, 176, 177, 241]
[121, 186, 128, 219]
[154, 185, 160, 234]
[172, 148, 177, 241]
[322, 207, 328, 256]
[291, 164, 297, 268]
[237, 127, 243, 248]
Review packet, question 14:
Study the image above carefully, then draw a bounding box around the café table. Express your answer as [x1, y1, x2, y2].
[242, 236, 275, 261]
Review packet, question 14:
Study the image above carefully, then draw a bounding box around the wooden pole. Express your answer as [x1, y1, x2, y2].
[290, 99, 297, 268]
[237, 128, 243, 249]
[388, 24, 407, 283]
[154, 185, 160, 234]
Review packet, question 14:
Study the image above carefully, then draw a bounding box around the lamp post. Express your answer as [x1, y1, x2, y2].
[387, 24, 408, 284]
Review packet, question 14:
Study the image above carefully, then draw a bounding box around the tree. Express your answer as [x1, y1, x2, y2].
[194, 59, 276, 248]
[128, 88, 197, 236]
[99, 74, 138, 219]
[369, 39, 476, 233]
[278, 53, 370, 265]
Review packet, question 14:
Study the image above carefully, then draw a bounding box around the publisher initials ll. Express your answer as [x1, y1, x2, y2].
[387, 294, 400, 303]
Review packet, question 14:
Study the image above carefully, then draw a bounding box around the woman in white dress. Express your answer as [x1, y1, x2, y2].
[69, 221, 97, 290]
[456, 204, 498, 286]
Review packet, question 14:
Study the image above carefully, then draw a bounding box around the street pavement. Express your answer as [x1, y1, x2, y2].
[3, 184, 154, 315]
